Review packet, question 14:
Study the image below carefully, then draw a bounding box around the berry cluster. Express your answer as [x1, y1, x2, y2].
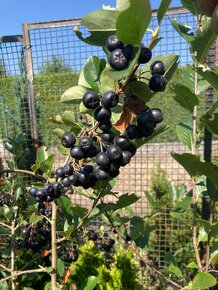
[88, 230, 115, 253]
[63, 248, 79, 264]
[107, 35, 152, 71]
[29, 182, 62, 203]
[18, 222, 50, 251]
[149, 60, 167, 92]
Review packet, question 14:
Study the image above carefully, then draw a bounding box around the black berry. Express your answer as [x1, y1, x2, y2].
[83, 91, 100, 109]
[106, 35, 124, 52]
[150, 108, 163, 124]
[107, 144, 122, 162]
[70, 146, 85, 160]
[79, 136, 93, 152]
[95, 152, 110, 168]
[150, 60, 165, 75]
[102, 91, 119, 108]
[109, 49, 129, 71]
[125, 124, 141, 140]
[138, 47, 152, 64]
[149, 74, 167, 92]
[94, 106, 111, 123]
[61, 133, 76, 148]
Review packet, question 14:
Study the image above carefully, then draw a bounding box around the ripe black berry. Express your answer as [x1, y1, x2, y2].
[29, 187, 38, 197]
[61, 133, 76, 148]
[109, 49, 129, 71]
[150, 108, 163, 124]
[101, 130, 115, 142]
[137, 111, 154, 129]
[55, 167, 65, 178]
[94, 167, 110, 180]
[138, 47, 152, 64]
[127, 143, 137, 156]
[150, 60, 165, 75]
[99, 121, 112, 131]
[70, 146, 85, 160]
[125, 124, 141, 140]
[107, 144, 122, 162]
[123, 44, 133, 60]
[120, 150, 132, 166]
[61, 177, 71, 187]
[63, 164, 74, 176]
[83, 91, 100, 109]
[149, 74, 167, 92]
[106, 35, 124, 52]
[96, 152, 110, 168]
[114, 136, 130, 150]
[102, 91, 119, 108]
[79, 136, 93, 152]
[94, 106, 111, 123]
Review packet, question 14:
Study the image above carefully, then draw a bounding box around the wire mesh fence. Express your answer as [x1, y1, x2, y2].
[0, 7, 218, 270]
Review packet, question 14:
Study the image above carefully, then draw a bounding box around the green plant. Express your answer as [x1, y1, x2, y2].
[65, 240, 144, 290]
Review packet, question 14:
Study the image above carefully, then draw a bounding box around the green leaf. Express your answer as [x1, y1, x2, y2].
[172, 84, 199, 112]
[0, 282, 9, 290]
[37, 146, 53, 164]
[0, 226, 10, 234]
[180, 0, 201, 15]
[57, 258, 65, 277]
[176, 123, 193, 150]
[44, 282, 52, 290]
[45, 267, 54, 274]
[190, 17, 217, 64]
[75, 29, 114, 47]
[144, 191, 155, 208]
[130, 216, 155, 248]
[157, 0, 172, 25]
[128, 81, 153, 103]
[174, 196, 192, 212]
[206, 178, 218, 202]
[187, 261, 199, 269]
[79, 276, 99, 290]
[53, 128, 65, 138]
[197, 68, 218, 90]
[209, 250, 218, 264]
[171, 152, 218, 186]
[57, 195, 88, 225]
[170, 212, 188, 224]
[165, 253, 183, 278]
[60, 85, 89, 104]
[83, 56, 106, 93]
[115, 193, 140, 209]
[111, 104, 123, 124]
[116, 0, 151, 46]
[80, 10, 119, 31]
[198, 227, 208, 244]
[30, 215, 43, 224]
[100, 65, 116, 93]
[171, 19, 194, 44]
[15, 187, 22, 201]
[187, 272, 217, 290]
[201, 113, 218, 136]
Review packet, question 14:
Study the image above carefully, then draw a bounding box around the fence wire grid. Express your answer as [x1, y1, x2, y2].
[0, 7, 218, 270]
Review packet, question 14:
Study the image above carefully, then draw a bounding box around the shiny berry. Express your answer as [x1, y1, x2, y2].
[83, 91, 100, 109]
[109, 49, 129, 71]
[149, 74, 167, 92]
[138, 47, 152, 64]
[150, 60, 165, 75]
[61, 133, 76, 148]
[102, 91, 119, 108]
[106, 35, 124, 52]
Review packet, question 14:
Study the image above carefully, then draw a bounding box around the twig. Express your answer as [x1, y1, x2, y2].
[0, 264, 11, 272]
[51, 201, 57, 289]
[0, 268, 46, 283]
[0, 221, 11, 229]
[0, 169, 46, 181]
[192, 51, 203, 271]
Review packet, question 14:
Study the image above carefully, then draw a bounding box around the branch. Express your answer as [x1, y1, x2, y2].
[0, 169, 46, 181]
[0, 221, 11, 229]
[0, 268, 46, 283]
[0, 264, 11, 272]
